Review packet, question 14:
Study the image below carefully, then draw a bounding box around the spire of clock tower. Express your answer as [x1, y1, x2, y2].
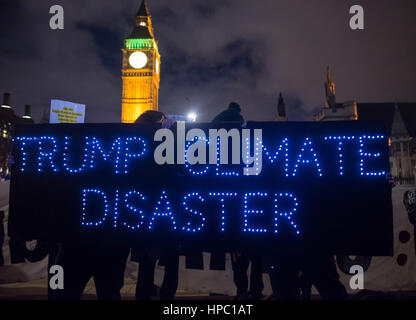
[136, 0, 150, 17]
[128, 0, 154, 40]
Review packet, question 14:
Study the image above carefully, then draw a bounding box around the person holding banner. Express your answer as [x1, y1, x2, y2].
[7, 129, 130, 300]
[133, 110, 180, 300]
[267, 243, 348, 300]
[212, 102, 265, 300]
[58, 240, 130, 299]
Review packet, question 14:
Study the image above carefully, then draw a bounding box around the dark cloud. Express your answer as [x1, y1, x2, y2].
[192, 0, 230, 19]
[168, 38, 264, 86]
[0, 0, 415, 123]
[76, 22, 123, 73]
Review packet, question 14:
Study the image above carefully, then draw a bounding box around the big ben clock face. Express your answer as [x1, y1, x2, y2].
[129, 51, 148, 69]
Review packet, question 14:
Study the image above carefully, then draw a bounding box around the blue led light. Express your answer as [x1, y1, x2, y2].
[274, 192, 300, 235]
[81, 189, 109, 226]
[216, 137, 239, 177]
[185, 136, 209, 175]
[15, 137, 38, 172]
[123, 137, 147, 174]
[33, 136, 59, 172]
[209, 192, 238, 232]
[89, 137, 123, 174]
[358, 135, 386, 176]
[292, 137, 323, 177]
[113, 189, 120, 228]
[181, 192, 206, 232]
[65, 136, 147, 174]
[148, 191, 177, 230]
[63, 136, 90, 173]
[262, 137, 289, 177]
[185, 135, 241, 176]
[243, 192, 268, 233]
[324, 136, 355, 176]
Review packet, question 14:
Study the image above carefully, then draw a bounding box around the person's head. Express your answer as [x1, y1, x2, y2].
[135, 110, 166, 124]
[228, 102, 241, 113]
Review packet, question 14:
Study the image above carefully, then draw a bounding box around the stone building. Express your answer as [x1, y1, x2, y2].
[389, 105, 416, 183]
[275, 92, 288, 122]
[358, 102, 416, 184]
[0, 93, 34, 179]
[314, 67, 358, 121]
[314, 67, 416, 184]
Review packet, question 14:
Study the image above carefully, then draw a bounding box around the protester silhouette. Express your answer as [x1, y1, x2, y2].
[58, 240, 130, 299]
[212, 102, 264, 300]
[7, 115, 130, 300]
[212, 102, 245, 125]
[133, 110, 179, 300]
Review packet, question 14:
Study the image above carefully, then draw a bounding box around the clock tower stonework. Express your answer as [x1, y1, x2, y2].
[121, 0, 161, 123]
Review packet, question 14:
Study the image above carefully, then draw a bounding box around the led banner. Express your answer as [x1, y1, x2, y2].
[8, 121, 393, 256]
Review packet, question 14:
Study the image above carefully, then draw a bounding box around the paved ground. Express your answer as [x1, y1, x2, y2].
[0, 278, 233, 300]
[2, 278, 416, 300]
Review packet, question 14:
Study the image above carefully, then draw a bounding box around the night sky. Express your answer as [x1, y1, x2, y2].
[0, 0, 415, 123]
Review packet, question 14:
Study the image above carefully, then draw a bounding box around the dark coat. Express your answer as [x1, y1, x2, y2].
[212, 109, 245, 124]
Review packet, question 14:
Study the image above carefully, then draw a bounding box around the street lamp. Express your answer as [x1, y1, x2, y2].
[187, 112, 197, 122]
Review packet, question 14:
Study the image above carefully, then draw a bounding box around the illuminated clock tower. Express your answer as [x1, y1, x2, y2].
[121, 0, 161, 123]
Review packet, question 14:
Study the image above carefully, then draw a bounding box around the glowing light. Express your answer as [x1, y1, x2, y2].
[148, 191, 177, 230]
[129, 52, 148, 69]
[292, 137, 323, 177]
[359, 135, 386, 176]
[63, 136, 90, 173]
[81, 189, 109, 227]
[125, 39, 153, 50]
[181, 192, 206, 232]
[37, 136, 59, 172]
[209, 192, 238, 232]
[216, 137, 239, 176]
[89, 137, 123, 174]
[243, 192, 268, 233]
[324, 136, 355, 176]
[262, 137, 289, 176]
[185, 136, 209, 175]
[274, 193, 300, 235]
[187, 113, 197, 122]
[15, 136, 38, 172]
[123, 137, 147, 174]
[121, 190, 147, 230]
